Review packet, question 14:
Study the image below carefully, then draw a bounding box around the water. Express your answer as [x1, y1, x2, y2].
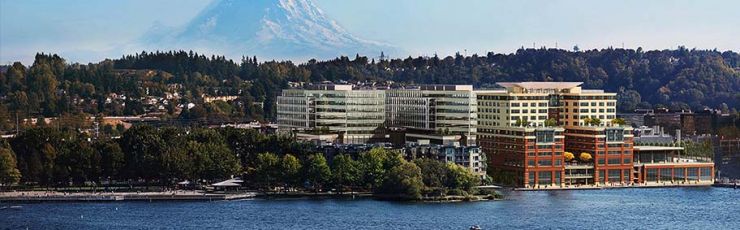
[2, 187, 739, 229]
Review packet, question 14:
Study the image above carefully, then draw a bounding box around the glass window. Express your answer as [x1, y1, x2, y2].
[688, 168, 699, 180]
[536, 130, 555, 143]
[660, 168, 673, 181]
[623, 169, 630, 182]
[674, 168, 685, 181]
[538, 171, 552, 185]
[700, 168, 712, 181]
[646, 168, 658, 182]
[606, 128, 625, 142]
[608, 170, 621, 182]
[528, 173, 535, 186]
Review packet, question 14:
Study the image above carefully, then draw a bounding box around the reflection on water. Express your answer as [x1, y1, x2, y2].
[2, 187, 739, 229]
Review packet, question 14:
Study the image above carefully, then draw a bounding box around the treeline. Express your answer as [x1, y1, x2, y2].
[1, 47, 738, 126]
[0, 126, 481, 199]
[251, 149, 481, 199]
[0, 126, 311, 187]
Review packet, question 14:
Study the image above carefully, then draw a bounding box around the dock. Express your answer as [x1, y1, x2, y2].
[0, 191, 257, 202]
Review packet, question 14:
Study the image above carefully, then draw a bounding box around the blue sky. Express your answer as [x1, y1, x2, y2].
[1, 0, 739, 64]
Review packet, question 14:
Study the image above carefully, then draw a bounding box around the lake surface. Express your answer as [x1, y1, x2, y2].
[2, 187, 739, 229]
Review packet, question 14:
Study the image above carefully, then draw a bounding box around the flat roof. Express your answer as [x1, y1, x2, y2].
[634, 146, 684, 151]
[497, 82, 583, 89]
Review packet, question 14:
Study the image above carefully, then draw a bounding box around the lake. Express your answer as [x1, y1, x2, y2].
[2, 187, 739, 229]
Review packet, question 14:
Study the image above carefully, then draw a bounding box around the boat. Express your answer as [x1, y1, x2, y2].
[469, 225, 482, 230]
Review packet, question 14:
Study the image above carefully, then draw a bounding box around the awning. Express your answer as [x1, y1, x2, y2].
[211, 178, 243, 187]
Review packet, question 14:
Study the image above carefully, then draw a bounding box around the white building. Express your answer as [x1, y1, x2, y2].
[386, 85, 477, 145]
[277, 84, 386, 144]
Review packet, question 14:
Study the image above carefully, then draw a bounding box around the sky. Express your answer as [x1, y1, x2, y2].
[1, 0, 739, 64]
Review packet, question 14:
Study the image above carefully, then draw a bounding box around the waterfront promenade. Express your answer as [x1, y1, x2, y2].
[515, 181, 714, 191]
[0, 191, 256, 202]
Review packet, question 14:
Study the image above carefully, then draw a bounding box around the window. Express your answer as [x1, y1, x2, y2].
[536, 130, 555, 143]
[606, 128, 624, 142]
[660, 168, 672, 181]
[538, 159, 552, 167]
[700, 168, 712, 181]
[608, 170, 621, 182]
[598, 158, 605, 165]
[623, 158, 631, 164]
[688, 168, 699, 180]
[599, 170, 606, 183]
[538, 171, 552, 185]
[528, 173, 535, 186]
[608, 158, 621, 165]
[675, 168, 685, 181]
[646, 168, 658, 182]
[623, 169, 630, 182]
[528, 160, 535, 167]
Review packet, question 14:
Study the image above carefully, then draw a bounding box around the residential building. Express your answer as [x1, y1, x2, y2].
[402, 141, 487, 177]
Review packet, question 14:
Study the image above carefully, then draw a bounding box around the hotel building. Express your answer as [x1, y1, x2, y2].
[478, 82, 632, 187]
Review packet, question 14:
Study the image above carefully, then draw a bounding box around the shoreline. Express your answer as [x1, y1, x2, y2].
[0, 191, 257, 202]
[513, 181, 715, 191]
[0, 190, 500, 203]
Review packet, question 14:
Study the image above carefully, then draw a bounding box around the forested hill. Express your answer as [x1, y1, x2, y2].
[0, 47, 738, 123]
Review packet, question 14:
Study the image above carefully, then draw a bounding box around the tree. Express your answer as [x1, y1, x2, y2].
[378, 161, 423, 200]
[254, 152, 280, 191]
[119, 125, 165, 182]
[279, 154, 302, 191]
[589, 118, 602, 126]
[304, 153, 331, 192]
[10, 128, 63, 186]
[332, 154, 359, 193]
[358, 148, 388, 190]
[514, 118, 530, 127]
[563, 152, 575, 162]
[187, 141, 241, 182]
[445, 163, 480, 194]
[579, 152, 592, 162]
[544, 118, 558, 127]
[611, 118, 626, 126]
[413, 158, 447, 189]
[0, 145, 21, 186]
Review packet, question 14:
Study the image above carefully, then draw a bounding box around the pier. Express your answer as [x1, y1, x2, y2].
[0, 191, 256, 202]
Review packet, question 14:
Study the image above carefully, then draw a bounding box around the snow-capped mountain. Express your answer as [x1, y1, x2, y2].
[137, 0, 398, 61]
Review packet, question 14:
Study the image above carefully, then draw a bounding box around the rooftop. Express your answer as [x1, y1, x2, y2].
[634, 146, 684, 151]
[497, 82, 583, 90]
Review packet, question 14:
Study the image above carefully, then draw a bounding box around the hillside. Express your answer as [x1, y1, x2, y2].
[0, 47, 738, 129]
